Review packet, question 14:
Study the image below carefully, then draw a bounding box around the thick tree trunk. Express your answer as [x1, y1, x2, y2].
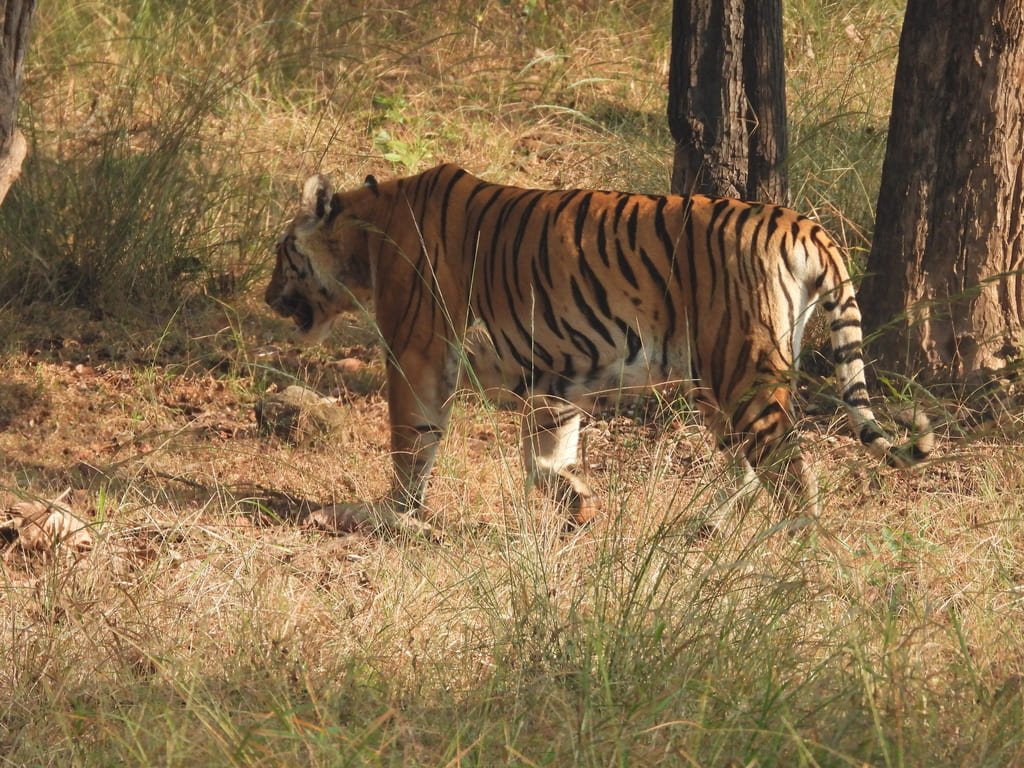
[859, 0, 1024, 380]
[668, 0, 747, 198]
[0, 0, 35, 206]
[667, 0, 787, 204]
[743, 0, 788, 205]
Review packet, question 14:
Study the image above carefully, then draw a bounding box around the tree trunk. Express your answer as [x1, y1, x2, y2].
[668, 0, 747, 198]
[743, 0, 788, 205]
[667, 0, 787, 203]
[859, 0, 1024, 381]
[0, 0, 35, 206]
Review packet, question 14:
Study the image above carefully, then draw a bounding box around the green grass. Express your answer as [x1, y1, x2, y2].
[5, 1, 1024, 766]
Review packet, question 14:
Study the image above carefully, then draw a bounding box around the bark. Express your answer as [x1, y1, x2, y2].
[743, 0, 788, 205]
[0, 0, 35, 206]
[668, 0, 747, 197]
[859, 0, 1024, 380]
[667, 0, 788, 204]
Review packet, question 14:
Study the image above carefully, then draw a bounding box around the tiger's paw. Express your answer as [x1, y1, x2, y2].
[557, 470, 599, 531]
[567, 495, 600, 531]
[306, 501, 435, 539]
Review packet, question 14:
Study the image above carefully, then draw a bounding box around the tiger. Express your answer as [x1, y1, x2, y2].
[265, 162, 932, 533]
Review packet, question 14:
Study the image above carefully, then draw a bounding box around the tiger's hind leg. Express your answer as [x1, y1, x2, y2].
[706, 385, 819, 531]
[736, 386, 820, 518]
[521, 398, 596, 528]
[705, 449, 762, 530]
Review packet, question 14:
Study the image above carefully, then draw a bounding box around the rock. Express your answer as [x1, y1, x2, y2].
[255, 385, 347, 444]
[305, 501, 435, 539]
[1, 491, 94, 559]
[334, 357, 364, 374]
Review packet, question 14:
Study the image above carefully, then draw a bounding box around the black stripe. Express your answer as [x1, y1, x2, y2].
[579, 246, 611, 317]
[626, 202, 639, 251]
[502, 272, 555, 370]
[842, 381, 869, 400]
[466, 185, 509, 273]
[733, 205, 753, 244]
[553, 189, 581, 220]
[721, 337, 752, 405]
[638, 240, 677, 370]
[390, 181, 429, 356]
[538, 212, 554, 285]
[531, 259, 565, 340]
[654, 197, 679, 284]
[596, 209, 611, 267]
[573, 192, 593, 250]
[438, 168, 467, 249]
[615, 238, 640, 289]
[743, 401, 786, 450]
[750, 210, 770, 275]
[638, 246, 668, 301]
[830, 318, 861, 332]
[833, 342, 863, 364]
[491, 193, 529, 319]
[768, 206, 785, 237]
[509, 191, 546, 302]
[612, 317, 643, 365]
[683, 199, 700, 365]
[422, 166, 443, 200]
[776, 262, 797, 345]
[572, 193, 613, 321]
[485, 191, 557, 368]
[413, 176, 443, 333]
[717, 433, 743, 449]
[561, 318, 601, 375]
[284, 246, 307, 278]
[570, 276, 614, 346]
[501, 330, 537, 373]
[612, 194, 630, 230]
[560, 353, 576, 382]
[624, 321, 642, 364]
[859, 424, 884, 445]
[542, 407, 579, 429]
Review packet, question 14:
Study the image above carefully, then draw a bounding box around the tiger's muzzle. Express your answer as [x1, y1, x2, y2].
[267, 291, 315, 333]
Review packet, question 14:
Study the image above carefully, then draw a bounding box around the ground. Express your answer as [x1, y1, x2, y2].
[2, 294, 1023, 766]
[0, 299, 953, 547]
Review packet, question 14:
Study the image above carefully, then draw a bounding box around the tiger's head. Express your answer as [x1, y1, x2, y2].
[265, 174, 376, 343]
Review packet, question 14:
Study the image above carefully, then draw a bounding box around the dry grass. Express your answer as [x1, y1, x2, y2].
[2, 1, 1023, 765]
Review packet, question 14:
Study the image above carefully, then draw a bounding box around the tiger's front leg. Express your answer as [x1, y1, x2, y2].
[521, 398, 597, 528]
[308, 350, 452, 536]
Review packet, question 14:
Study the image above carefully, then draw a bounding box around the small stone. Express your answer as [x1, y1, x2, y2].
[334, 357, 364, 374]
[255, 385, 347, 444]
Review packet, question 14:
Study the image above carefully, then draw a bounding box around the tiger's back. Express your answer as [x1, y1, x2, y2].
[266, 163, 931, 530]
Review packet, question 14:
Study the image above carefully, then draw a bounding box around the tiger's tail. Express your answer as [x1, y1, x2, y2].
[819, 253, 933, 468]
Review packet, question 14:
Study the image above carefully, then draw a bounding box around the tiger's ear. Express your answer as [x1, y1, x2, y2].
[301, 174, 334, 220]
[364, 174, 379, 192]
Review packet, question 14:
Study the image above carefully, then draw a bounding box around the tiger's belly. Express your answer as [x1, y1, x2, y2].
[557, 346, 693, 405]
[464, 323, 692, 406]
